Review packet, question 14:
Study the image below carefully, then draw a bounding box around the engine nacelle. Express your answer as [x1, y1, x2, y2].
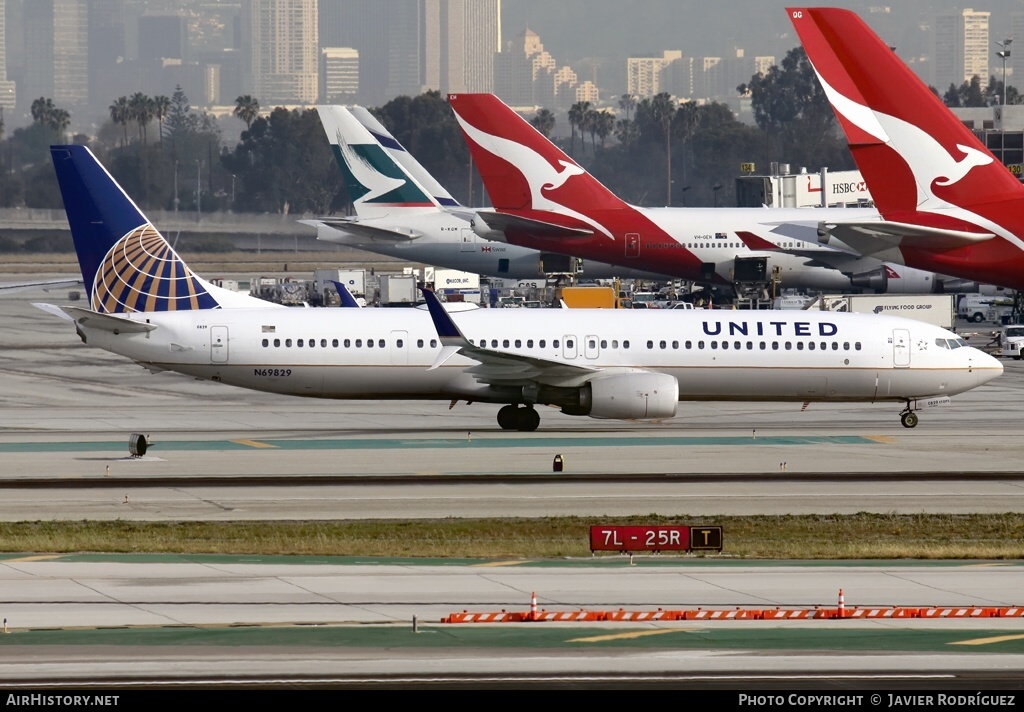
[470, 216, 508, 243]
[579, 372, 679, 420]
[850, 265, 937, 294]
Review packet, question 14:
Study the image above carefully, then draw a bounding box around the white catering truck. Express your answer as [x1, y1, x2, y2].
[813, 294, 956, 330]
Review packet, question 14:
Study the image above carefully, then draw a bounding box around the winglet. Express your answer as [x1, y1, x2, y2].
[330, 280, 362, 308]
[421, 288, 466, 341]
[421, 288, 471, 370]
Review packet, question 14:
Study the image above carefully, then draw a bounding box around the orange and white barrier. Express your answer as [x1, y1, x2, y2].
[441, 594, 1024, 624]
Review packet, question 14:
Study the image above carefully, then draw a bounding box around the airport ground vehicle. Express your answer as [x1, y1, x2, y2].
[957, 295, 1013, 324]
[560, 287, 617, 309]
[998, 325, 1024, 359]
[812, 294, 956, 330]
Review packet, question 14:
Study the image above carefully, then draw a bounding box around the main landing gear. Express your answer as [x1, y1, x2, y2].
[899, 404, 919, 429]
[497, 404, 540, 432]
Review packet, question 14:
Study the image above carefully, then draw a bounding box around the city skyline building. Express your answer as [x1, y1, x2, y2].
[22, 0, 89, 113]
[241, 0, 319, 105]
[5, 1, 1014, 135]
[0, 0, 15, 112]
[932, 7, 990, 92]
[627, 50, 682, 98]
[322, 46, 358, 102]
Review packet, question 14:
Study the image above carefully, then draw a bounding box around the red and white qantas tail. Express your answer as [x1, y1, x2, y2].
[448, 93, 627, 220]
[789, 7, 1024, 290]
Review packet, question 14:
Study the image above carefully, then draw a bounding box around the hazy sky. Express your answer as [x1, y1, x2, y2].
[500, 1, 1024, 64]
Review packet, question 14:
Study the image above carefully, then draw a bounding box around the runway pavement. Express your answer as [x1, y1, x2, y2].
[4, 278, 1024, 688]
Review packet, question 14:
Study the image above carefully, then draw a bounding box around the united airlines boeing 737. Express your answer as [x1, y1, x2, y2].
[36, 145, 1001, 431]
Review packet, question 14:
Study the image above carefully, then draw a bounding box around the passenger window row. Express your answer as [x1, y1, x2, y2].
[261, 338, 438, 348]
[645, 339, 862, 351]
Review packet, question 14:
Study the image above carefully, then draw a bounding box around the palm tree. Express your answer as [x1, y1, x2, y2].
[649, 92, 676, 205]
[583, 107, 600, 153]
[594, 111, 615, 149]
[530, 107, 555, 137]
[673, 101, 700, 197]
[618, 93, 637, 121]
[109, 96, 130, 147]
[30, 97, 55, 126]
[129, 92, 154, 144]
[614, 118, 638, 146]
[49, 108, 70, 143]
[567, 101, 590, 157]
[153, 95, 171, 147]
[234, 95, 260, 130]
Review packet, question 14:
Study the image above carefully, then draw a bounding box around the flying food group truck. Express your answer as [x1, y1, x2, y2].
[816, 294, 956, 330]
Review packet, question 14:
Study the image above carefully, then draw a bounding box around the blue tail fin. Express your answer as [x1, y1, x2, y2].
[50, 145, 221, 313]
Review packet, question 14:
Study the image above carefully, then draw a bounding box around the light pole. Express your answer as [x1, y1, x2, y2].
[712, 183, 723, 208]
[997, 39, 1013, 106]
[195, 160, 201, 222]
[231, 174, 236, 208]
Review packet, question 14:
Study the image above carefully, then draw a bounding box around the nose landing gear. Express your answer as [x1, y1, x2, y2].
[899, 405, 919, 429]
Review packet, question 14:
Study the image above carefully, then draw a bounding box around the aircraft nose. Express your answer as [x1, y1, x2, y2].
[972, 349, 1004, 385]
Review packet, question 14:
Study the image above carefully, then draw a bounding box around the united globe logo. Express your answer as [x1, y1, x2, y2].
[91, 224, 219, 313]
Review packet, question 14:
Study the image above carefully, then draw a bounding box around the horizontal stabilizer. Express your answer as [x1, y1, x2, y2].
[31, 302, 75, 321]
[312, 217, 422, 242]
[476, 210, 594, 238]
[822, 220, 994, 257]
[61, 306, 157, 333]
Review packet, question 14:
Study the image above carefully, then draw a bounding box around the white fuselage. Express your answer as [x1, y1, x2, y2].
[78, 305, 1001, 405]
[630, 205, 884, 290]
[313, 212, 675, 281]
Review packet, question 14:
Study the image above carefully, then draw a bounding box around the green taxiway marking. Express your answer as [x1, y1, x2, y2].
[0, 435, 879, 453]
[2, 624, 1023, 654]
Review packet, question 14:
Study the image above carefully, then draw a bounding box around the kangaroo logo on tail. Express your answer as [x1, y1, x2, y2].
[814, 69, 993, 212]
[451, 111, 613, 240]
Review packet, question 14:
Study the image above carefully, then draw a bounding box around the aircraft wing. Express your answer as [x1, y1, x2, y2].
[1, 277, 83, 294]
[821, 220, 995, 257]
[735, 230, 874, 273]
[420, 289, 598, 387]
[475, 210, 594, 238]
[305, 217, 422, 242]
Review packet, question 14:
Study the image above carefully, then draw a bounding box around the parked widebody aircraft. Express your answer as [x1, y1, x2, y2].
[446, 93, 973, 295]
[36, 145, 1001, 431]
[789, 6, 1024, 292]
[306, 105, 674, 281]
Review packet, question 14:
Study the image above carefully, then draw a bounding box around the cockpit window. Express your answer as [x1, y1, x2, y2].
[935, 338, 949, 349]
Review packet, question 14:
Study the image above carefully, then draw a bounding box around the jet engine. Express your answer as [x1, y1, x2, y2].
[577, 371, 679, 420]
[849, 265, 937, 294]
[470, 217, 507, 243]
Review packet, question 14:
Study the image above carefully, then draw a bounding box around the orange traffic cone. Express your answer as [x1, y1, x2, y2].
[530, 591, 538, 621]
[838, 588, 845, 619]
